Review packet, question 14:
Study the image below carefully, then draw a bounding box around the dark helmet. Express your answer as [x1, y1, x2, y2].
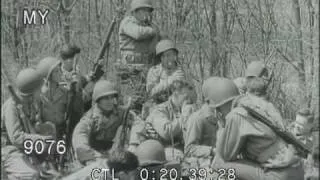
[202, 77, 239, 108]
[60, 44, 81, 60]
[16, 68, 43, 96]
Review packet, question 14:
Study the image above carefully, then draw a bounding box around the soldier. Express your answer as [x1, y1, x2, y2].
[59, 44, 90, 123]
[233, 60, 270, 95]
[129, 79, 196, 161]
[36, 57, 69, 138]
[143, 39, 185, 119]
[117, 0, 162, 113]
[290, 108, 314, 145]
[204, 77, 304, 180]
[62, 149, 139, 180]
[72, 80, 134, 165]
[1, 68, 52, 179]
[183, 95, 217, 158]
[134, 140, 183, 180]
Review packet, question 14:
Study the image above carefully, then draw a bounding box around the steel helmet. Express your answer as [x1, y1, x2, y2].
[36, 57, 61, 80]
[156, 39, 178, 56]
[245, 61, 267, 77]
[16, 68, 43, 96]
[92, 80, 118, 102]
[134, 140, 166, 166]
[202, 77, 240, 108]
[130, 0, 154, 12]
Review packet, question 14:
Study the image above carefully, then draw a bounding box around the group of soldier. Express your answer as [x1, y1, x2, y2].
[1, 0, 319, 179]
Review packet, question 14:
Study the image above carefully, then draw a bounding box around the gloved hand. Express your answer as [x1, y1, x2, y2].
[90, 63, 104, 82]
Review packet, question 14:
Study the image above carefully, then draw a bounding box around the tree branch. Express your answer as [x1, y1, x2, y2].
[276, 48, 304, 74]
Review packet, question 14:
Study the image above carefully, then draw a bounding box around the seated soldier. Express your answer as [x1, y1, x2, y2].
[2, 68, 53, 180]
[245, 76, 285, 128]
[143, 39, 185, 119]
[62, 149, 139, 180]
[129, 79, 196, 161]
[183, 81, 219, 159]
[205, 77, 304, 180]
[72, 80, 134, 165]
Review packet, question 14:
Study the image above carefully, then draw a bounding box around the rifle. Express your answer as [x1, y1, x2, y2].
[242, 105, 312, 158]
[83, 17, 117, 112]
[91, 17, 117, 82]
[59, 80, 77, 172]
[118, 97, 133, 149]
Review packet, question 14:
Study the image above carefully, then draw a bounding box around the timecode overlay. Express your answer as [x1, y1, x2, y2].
[1, 0, 319, 180]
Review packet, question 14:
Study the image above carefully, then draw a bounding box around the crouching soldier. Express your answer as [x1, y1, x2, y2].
[72, 80, 134, 165]
[129, 79, 196, 161]
[1, 68, 53, 180]
[205, 77, 304, 180]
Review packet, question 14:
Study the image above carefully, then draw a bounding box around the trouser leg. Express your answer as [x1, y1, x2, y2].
[3, 151, 40, 180]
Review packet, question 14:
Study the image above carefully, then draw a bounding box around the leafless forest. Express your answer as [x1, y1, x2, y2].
[1, 0, 319, 121]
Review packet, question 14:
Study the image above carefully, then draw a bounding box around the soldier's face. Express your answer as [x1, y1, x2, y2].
[293, 115, 311, 136]
[175, 87, 194, 106]
[62, 58, 74, 72]
[134, 8, 153, 24]
[50, 67, 62, 83]
[161, 50, 178, 71]
[98, 94, 118, 112]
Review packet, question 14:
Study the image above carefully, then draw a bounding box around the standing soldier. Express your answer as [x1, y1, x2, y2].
[129, 80, 196, 161]
[117, 0, 162, 114]
[72, 80, 133, 165]
[205, 77, 304, 180]
[1, 68, 52, 179]
[144, 39, 185, 119]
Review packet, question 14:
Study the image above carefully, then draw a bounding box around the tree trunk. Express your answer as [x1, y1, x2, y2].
[208, 0, 218, 76]
[12, 0, 20, 62]
[292, 0, 307, 108]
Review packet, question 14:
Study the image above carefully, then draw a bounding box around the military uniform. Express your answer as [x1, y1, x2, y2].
[213, 95, 304, 180]
[1, 68, 50, 180]
[130, 97, 192, 161]
[117, 1, 161, 112]
[72, 80, 134, 164]
[184, 104, 217, 158]
[72, 104, 126, 158]
[36, 57, 81, 139]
